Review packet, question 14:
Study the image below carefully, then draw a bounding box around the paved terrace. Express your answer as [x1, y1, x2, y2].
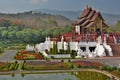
[0, 50, 18, 62]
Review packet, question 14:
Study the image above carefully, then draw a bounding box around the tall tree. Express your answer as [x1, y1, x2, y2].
[67, 42, 71, 54]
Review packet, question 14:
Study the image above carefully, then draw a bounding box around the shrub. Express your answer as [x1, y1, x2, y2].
[71, 51, 77, 59]
[112, 66, 117, 70]
[70, 64, 74, 69]
[51, 56, 55, 59]
[78, 64, 81, 68]
[61, 59, 64, 62]
[68, 59, 71, 62]
[117, 68, 120, 72]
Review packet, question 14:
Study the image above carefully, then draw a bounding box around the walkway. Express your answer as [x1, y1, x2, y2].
[0, 50, 18, 62]
[87, 57, 120, 68]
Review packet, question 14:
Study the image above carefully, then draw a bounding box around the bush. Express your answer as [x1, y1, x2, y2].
[70, 64, 74, 69]
[103, 65, 108, 70]
[103, 65, 114, 71]
[61, 59, 64, 62]
[60, 49, 64, 54]
[112, 66, 117, 70]
[71, 50, 77, 59]
[82, 55, 85, 58]
[117, 68, 120, 72]
[51, 56, 55, 59]
[78, 64, 81, 68]
[68, 59, 71, 62]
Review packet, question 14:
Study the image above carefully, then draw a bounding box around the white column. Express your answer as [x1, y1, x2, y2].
[86, 45, 90, 53]
[75, 25, 80, 34]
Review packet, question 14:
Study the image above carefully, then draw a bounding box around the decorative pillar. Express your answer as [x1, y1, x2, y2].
[86, 45, 90, 53]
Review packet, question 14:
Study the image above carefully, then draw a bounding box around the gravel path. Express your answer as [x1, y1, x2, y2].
[87, 58, 120, 68]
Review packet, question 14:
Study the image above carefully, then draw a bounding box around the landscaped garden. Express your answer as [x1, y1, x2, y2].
[25, 61, 67, 70]
[15, 50, 44, 60]
[0, 60, 120, 79]
[71, 61, 104, 68]
[22, 60, 105, 71]
[0, 62, 11, 71]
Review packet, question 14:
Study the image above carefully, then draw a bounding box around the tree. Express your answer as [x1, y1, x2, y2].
[55, 42, 58, 54]
[22, 60, 26, 70]
[8, 31, 16, 39]
[16, 31, 22, 39]
[67, 42, 71, 54]
[61, 42, 64, 54]
[2, 30, 8, 39]
[52, 42, 56, 54]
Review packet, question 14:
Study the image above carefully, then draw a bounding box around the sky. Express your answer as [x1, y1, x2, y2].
[0, 0, 119, 14]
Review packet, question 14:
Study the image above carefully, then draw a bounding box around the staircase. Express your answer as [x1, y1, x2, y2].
[103, 44, 113, 56]
[109, 44, 120, 57]
[104, 47, 109, 56]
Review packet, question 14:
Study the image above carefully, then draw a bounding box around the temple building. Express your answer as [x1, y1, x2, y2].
[74, 6, 109, 34]
[26, 6, 120, 58]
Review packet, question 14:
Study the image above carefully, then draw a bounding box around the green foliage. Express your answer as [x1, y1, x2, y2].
[71, 50, 77, 59]
[61, 43, 65, 54]
[51, 42, 58, 54]
[76, 71, 110, 80]
[0, 25, 73, 46]
[68, 59, 71, 62]
[22, 61, 26, 70]
[70, 64, 74, 69]
[21, 73, 25, 77]
[61, 59, 64, 62]
[103, 65, 117, 71]
[11, 73, 15, 77]
[67, 42, 71, 54]
[107, 20, 120, 32]
[55, 42, 58, 54]
[78, 64, 81, 68]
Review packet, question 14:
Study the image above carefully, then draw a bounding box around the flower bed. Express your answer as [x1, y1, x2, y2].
[0, 62, 11, 71]
[25, 61, 68, 70]
[71, 61, 103, 68]
[15, 50, 44, 60]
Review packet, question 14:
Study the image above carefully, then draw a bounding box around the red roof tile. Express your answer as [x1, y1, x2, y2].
[85, 22, 94, 28]
[91, 12, 99, 21]
[82, 20, 90, 26]
[80, 7, 92, 18]
[87, 10, 95, 19]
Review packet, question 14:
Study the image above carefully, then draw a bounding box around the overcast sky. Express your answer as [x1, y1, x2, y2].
[0, 0, 119, 14]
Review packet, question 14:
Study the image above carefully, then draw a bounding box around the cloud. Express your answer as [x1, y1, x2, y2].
[30, 0, 48, 4]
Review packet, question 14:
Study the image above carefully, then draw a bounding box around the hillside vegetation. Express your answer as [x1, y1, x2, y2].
[108, 20, 120, 32]
[0, 11, 73, 49]
[0, 11, 72, 29]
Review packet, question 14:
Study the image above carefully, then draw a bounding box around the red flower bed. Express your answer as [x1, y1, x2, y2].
[92, 62, 103, 67]
[26, 61, 66, 70]
[71, 61, 103, 67]
[0, 62, 9, 67]
[16, 50, 44, 60]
